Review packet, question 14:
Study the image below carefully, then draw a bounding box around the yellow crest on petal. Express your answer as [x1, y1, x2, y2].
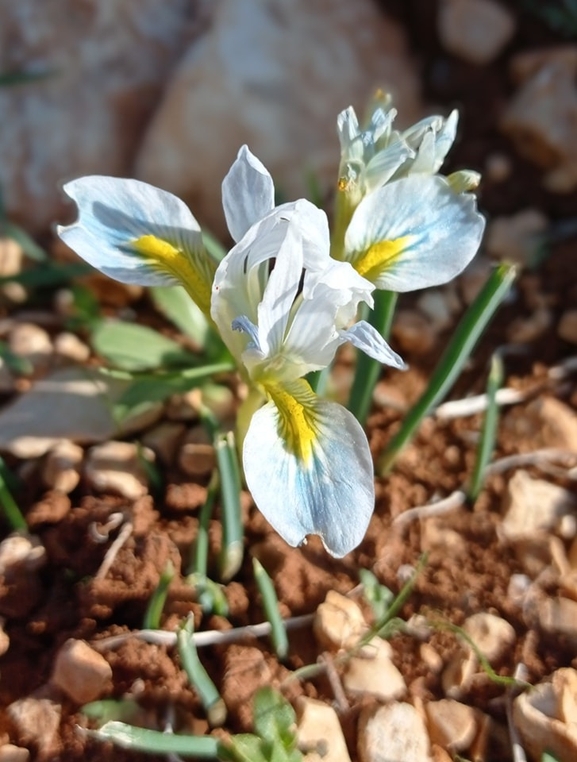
[265, 380, 318, 464]
[354, 235, 415, 282]
[132, 234, 215, 316]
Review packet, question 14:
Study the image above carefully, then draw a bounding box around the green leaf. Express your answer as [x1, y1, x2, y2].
[1, 221, 46, 261]
[91, 320, 198, 371]
[253, 688, 297, 748]
[359, 568, 394, 621]
[84, 721, 220, 757]
[0, 262, 90, 289]
[150, 285, 212, 346]
[80, 699, 142, 724]
[0, 340, 33, 376]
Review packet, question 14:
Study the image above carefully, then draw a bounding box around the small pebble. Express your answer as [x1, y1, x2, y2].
[7, 697, 61, 755]
[51, 638, 113, 704]
[42, 440, 84, 493]
[178, 425, 216, 477]
[141, 422, 186, 465]
[344, 637, 406, 701]
[438, 0, 515, 65]
[53, 332, 90, 363]
[296, 697, 352, 762]
[358, 702, 432, 762]
[8, 323, 53, 370]
[0, 744, 30, 762]
[313, 590, 368, 652]
[426, 699, 478, 752]
[462, 612, 516, 662]
[85, 441, 153, 499]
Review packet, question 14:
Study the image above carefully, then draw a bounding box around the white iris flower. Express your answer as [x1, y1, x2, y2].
[332, 92, 486, 288]
[215, 146, 405, 556]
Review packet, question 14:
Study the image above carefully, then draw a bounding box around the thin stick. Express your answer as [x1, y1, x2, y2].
[94, 521, 133, 581]
[485, 449, 577, 477]
[435, 387, 525, 420]
[392, 490, 467, 529]
[317, 653, 349, 713]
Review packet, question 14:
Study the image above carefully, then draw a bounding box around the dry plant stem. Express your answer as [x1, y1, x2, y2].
[485, 448, 577, 476]
[317, 652, 350, 713]
[89, 512, 125, 543]
[94, 521, 134, 581]
[434, 388, 526, 419]
[92, 613, 315, 651]
[392, 489, 467, 529]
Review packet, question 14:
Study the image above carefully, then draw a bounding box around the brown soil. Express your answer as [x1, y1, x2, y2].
[1, 2, 577, 761]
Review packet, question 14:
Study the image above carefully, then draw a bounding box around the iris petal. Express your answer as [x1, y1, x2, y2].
[58, 176, 215, 315]
[243, 380, 375, 557]
[222, 145, 275, 243]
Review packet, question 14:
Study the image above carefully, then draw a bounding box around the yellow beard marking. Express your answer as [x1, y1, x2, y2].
[354, 235, 414, 282]
[131, 234, 214, 317]
[265, 380, 318, 464]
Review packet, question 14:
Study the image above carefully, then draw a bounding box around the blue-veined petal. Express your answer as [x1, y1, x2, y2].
[364, 139, 415, 193]
[58, 176, 215, 315]
[222, 145, 275, 243]
[340, 321, 406, 369]
[344, 174, 485, 291]
[243, 379, 375, 557]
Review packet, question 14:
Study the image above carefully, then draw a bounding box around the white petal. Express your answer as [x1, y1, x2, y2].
[222, 145, 275, 242]
[345, 175, 486, 291]
[340, 321, 406, 369]
[365, 139, 415, 192]
[337, 106, 361, 153]
[243, 387, 375, 557]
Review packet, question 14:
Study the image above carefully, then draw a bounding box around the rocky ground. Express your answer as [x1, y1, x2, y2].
[1, 1, 577, 761]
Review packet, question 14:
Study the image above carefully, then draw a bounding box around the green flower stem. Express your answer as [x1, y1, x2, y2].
[216, 431, 244, 582]
[178, 616, 227, 727]
[467, 352, 504, 502]
[348, 290, 398, 426]
[377, 263, 516, 475]
[252, 557, 289, 661]
[142, 562, 174, 630]
[84, 720, 220, 757]
[0, 457, 27, 532]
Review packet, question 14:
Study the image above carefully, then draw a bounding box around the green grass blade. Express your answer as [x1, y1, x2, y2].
[80, 699, 142, 724]
[348, 290, 398, 425]
[252, 558, 289, 661]
[467, 352, 504, 502]
[84, 720, 220, 757]
[216, 432, 244, 582]
[0, 457, 27, 532]
[178, 616, 227, 727]
[142, 562, 174, 630]
[188, 471, 219, 577]
[378, 264, 515, 475]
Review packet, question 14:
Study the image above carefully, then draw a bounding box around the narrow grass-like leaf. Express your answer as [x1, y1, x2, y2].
[178, 615, 227, 727]
[0, 457, 27, 531]
[252, 559, 289, 661]
[142, 562, 174, 630]
[378, 264, 516, 475]
[0, 262, 90, 288]
[91, 320, 198, 372]
[216, 432, 244, 582]
[348, 290, 398, 425]
[2, 221, 47, 261]
[84, 720, 220, 757]
[467, 352, 504, 501]
[359, 569, 394, 621]
[80, 699, 142, 724]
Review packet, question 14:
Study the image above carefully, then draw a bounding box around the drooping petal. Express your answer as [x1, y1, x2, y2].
[222, 145, 275, 243]
[58, 176, 215, 315]
[340, 321, 406, 369]
[344, 174, 485, 291]
[243, 380, 375, 557]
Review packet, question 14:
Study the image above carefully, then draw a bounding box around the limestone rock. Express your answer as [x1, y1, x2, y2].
[0, 0, 195, 233]
[51, 638, 113, 704]
[358, 702, 432, 762]
[313, 590, 368, 652]
[42, 440, 84, 493]
[425, 699, 478, 753]
[513, 670, 577, 761]
[344, 637, 406, 702]
[85, 441, 154, 499]
[136, 0, 421, 239]
[53, 332, 91, 364]
[7, 697, 61, 755]
[178, 425, 216, 478]
[485, 209, 548, 268]
[539, 597, 577, 648]
[530, 397, 577, 453]
[8, 323, 53, 372]
[296, 697, 352, 762]
[0, 533, 46, 576]
[438, 0, 515, 65]
[462, 612, 516, 662]
[501, 47, 577, 193]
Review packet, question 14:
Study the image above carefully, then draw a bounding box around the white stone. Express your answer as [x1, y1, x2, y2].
[296, 697, 352, 762]
[425, 699, 478, 752]
[462, 612, 516, 662]
[485, 209, 548, 267]
[531, 397, 577, 453]
[313, 590, 368, 652]
[500, 470, 576, 542]
[358, 702, 432, 762]
[51, 638, 113, 704]
[8, 323, 53, 370]
[438, 0, 515, 65]
[7, 697, 61, 755]
[0, 533, 46, 575]
[178, 425, 216, 478]
[0, 368, 163, 458]
[85, 441, 154, 499]
[501, 47, 577, 193]
[42, 440, 84, 494]
[0, 744, 30, 762]
[0, 0, 194, 234]
[539, 597, 577, 648]
[53, 332, 91, 363]
[344, 637, 406, 701]
[136, 0, 421, 239]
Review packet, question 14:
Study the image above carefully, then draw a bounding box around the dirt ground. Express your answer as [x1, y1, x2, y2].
[1, 1, 577, 760]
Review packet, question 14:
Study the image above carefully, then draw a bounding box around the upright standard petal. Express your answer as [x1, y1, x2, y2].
[344, 174, 485, 291]
[58, 176, 216, 315]
[243, 379, 375, 557]
[222, 145, 275, 243]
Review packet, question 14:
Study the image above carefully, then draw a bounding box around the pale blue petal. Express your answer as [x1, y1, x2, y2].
[337, 106, 361, 154]
[365, 139, 415, 192]
[345, 175, 486, 291]
[58, 176, 204, 288]
[340, 321, 406, 369]
[222, 145, 275, 243]
[243, 395, 375, 557]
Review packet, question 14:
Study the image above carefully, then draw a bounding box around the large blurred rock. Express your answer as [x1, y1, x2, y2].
[0, 0, 195, 233]
[136, 0, 421, 239]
